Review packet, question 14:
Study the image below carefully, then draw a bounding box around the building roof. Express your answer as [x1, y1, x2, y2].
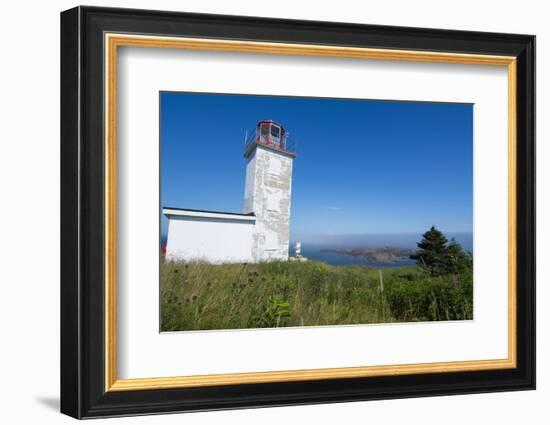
[162, 207, 256, 222]
[243, 140, 297, 159]
[258, 119, 285, 130]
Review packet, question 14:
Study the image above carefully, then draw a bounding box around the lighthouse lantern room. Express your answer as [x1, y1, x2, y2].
[243, 120, 294, 157]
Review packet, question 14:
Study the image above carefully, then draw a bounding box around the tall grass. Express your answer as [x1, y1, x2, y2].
[160, 260, 473, 332]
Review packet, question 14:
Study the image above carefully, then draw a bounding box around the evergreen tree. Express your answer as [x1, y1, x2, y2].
[410, 226, 448, 276]
[443, 238, 471, 275]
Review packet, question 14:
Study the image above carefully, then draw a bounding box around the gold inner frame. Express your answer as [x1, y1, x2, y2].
[104, 33, 517, 392]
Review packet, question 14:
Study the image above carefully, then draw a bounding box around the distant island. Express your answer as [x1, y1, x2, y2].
[319, 246, 414, 263]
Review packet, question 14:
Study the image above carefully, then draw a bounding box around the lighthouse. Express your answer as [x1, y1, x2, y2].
[243, 120, 295, 261]
[163, 120, 295, 263]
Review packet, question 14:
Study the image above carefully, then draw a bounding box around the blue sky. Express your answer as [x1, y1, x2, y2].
[161, 92, 473, 244]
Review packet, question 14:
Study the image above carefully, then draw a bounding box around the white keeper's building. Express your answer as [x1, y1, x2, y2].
[163, 120, 295, 263]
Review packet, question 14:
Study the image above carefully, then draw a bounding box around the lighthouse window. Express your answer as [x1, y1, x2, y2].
[270, 126, 280, 138]
[260, 125, 269, 136]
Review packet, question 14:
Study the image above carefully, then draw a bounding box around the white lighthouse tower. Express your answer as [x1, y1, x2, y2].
[243, 120, 295, 261]
[163, 120, 295, 263]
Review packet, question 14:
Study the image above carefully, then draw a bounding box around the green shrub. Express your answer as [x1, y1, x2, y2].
[384, 271, 473, 322]
[252, 295, 291, 328]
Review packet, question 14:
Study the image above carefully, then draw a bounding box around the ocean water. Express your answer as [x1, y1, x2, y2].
[297, 246, 417, 268]
[291, 233, 473, 268]
[300, 246, 416, 268]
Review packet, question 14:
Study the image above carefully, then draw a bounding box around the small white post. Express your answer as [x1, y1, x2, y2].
[378, 269, 384, 292]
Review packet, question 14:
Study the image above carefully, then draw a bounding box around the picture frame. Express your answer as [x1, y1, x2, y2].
[60, 5, 535, 419]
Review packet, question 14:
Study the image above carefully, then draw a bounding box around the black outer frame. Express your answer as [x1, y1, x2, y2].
[60, 6, 535, 419]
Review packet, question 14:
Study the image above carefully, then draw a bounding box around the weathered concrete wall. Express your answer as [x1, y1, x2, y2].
[243, 154, 257, 214]
[244, 145, 293, 261]
[165, 212, 256, 263]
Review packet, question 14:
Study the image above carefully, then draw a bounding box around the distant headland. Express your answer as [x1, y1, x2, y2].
[319, 246, 413, 264]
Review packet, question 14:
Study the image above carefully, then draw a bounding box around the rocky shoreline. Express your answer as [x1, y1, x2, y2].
[319, 247, 414, 263]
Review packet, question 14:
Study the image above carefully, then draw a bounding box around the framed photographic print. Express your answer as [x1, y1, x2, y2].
[60, 6, 535, 419]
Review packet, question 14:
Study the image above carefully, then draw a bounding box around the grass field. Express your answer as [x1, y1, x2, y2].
[160, 259, 473, 332]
